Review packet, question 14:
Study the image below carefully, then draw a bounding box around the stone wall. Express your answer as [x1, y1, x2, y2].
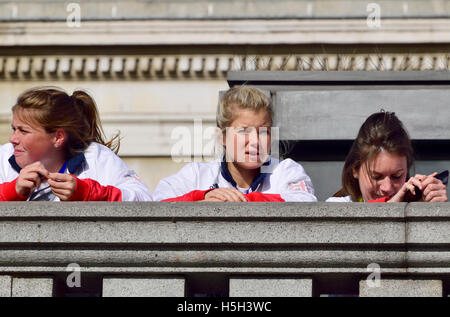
[0, 202, 449, 297]
[0, 0, 449, 20]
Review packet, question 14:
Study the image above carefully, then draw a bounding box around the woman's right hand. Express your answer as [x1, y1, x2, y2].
[15, 161, 49, 197]
[204, 188, 247, 202]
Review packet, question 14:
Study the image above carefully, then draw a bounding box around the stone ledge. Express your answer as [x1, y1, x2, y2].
[0, 249, 408, 268]
[1, 19, 450, 46]
[0, 201, 406, 219]
[0, 202, 447, 274]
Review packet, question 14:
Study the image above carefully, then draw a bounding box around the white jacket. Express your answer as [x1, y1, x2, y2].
[0, 142, 152, 201]
[152, 158, 317, 202]
[326, 196, 352, 202]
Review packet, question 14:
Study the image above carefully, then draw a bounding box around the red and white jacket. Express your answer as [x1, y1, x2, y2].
[0, 142, 152, 201]
[152, 158, 317, 202]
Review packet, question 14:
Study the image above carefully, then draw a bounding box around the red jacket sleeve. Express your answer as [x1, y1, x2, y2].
[69, 176, 122, 201]
[368, 197, 390, 203]
[244, 192, 285, 202]
[0, 178, 28, 201]
[162, 189, 285, 202]
[162, 189, 213, 202]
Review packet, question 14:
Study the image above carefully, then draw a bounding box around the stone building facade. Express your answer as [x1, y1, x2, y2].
[0, 0, 449, 193]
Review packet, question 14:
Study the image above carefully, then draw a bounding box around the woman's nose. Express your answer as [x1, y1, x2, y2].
[379, 177, 393, 195]
[9, 130, 19, 144]
[247, 128, 259, 147]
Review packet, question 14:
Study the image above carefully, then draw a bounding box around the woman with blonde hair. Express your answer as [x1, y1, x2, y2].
[327, 111, 447, 203]
[152, 86, 317, 202]
[0, 87, 151, 201]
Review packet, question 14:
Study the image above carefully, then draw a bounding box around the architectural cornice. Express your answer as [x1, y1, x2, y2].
[0, 53, 449, 80]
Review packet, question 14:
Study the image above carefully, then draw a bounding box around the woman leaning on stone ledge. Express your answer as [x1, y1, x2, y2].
[152, 86, 317, 202]
[0, 87, 152, 201]
[327, 111, 448, 203]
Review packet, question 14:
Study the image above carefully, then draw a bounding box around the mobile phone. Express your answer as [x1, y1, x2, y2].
[435, 170, 449, 186]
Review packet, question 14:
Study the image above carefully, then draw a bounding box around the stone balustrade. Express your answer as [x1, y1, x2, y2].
[0, 202, 448, 297]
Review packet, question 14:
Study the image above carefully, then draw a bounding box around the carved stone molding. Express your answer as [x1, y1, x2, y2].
[1, 53, 449, 80]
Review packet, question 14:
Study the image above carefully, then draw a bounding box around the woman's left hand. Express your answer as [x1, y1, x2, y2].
[388, 174, 425, 203]
[48, 173, 77, 201]
[420, 172, 448, 202]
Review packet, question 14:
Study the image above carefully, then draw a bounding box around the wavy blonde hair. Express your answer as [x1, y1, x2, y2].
[216, 86, 273, 130]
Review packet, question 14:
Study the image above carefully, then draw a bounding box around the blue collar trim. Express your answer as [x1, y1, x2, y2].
[67, 152, 85, 174]
[8, 156, 21, 174]
[220, 159, 270, 193]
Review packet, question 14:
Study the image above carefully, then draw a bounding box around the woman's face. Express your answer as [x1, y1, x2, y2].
[224, 107, 271, 170]
[354, 151, 408, 201]
[9, 111, 58, 168]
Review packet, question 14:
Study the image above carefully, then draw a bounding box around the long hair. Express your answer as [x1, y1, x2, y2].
[336, 111, 414, 201]
[12, 87, 120, 158]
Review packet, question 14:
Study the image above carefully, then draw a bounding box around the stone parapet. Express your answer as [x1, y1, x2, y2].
[0, 202, 449, 296]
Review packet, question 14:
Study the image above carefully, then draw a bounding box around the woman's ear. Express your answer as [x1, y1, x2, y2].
[53, 129, 67, 149]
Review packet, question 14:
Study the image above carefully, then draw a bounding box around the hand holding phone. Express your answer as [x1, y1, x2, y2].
[403, 170, 448, 202]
